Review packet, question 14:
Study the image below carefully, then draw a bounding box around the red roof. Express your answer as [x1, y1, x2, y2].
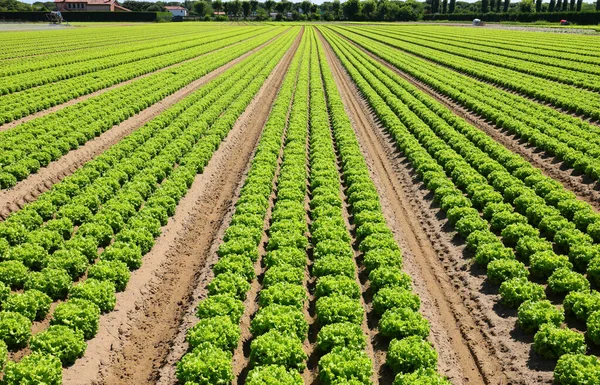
[164, 6, 186, 10]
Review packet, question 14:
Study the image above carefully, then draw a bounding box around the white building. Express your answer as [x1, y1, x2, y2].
[164, 6, 187, 17]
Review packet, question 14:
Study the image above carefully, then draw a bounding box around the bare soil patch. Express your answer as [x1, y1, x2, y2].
[319, 29, 537, 385]
[61, 30, 301, 385]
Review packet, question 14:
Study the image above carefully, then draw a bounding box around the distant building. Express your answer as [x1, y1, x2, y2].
[54, 0, 131, 12]
[164, 6, 188, 17]
[213, 11, 226, 16]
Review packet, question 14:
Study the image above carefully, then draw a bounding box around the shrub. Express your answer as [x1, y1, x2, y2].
[250, 304, 308, 340]
[533, 324, 586, 360]
[530, 251, 573, 280]
[4, 290, 51, 321]
[24, 268, 71, 300]
[1, 353, 61, 385]
[316, 295, 363, 326]
[392, 368, 452, 385]
[47, 249, 88, 280]
[554, 354, 600, 385]
[548, 268, 590, 294]
[100, 242, 143, 270]
[0, 311, 32, 349]
[363, 248, 403, 272]
[316, 322, 366, 352]
[196, 295, 245, 323]
[250, 330, 306, 371]
[213, 254, 255, 282]
[176, 342, 233, 384]
[0, 261, 28, 288]
[51, 298, 101, 340]
[387, 336, 438, 374]
[517, 300, 564, 334]
[474, 243, 514, 267]
[315, 275, 360, 299]
[30, 325, 87, 366]
[369, 267, 411, 292]
[318, 347, 372, 385]
[259, 282, 307, 309]
[245, 365, 303, 385]
[87, 260, 131, 292]
[262, 265, 304, 287]
[69, 279, 116, 313]
[186, 316, 240, 351]
[487, 259, 529, 285]
[207, 272, 250, 300]
[379, 307, 430, 339]
[499, 278, 546, 308]
[372, 287, 420, 316]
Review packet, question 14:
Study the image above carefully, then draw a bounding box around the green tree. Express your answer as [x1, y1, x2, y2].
[241, 1, 250, 18]
[264, 0, 275, 12]
[449, 0, 456, 12]
[549, 0, 555, 11]
[213, 0, 222, 12]
[490, 0, 495, 11]
[301, 0, 311, 15]
[250, 0, 258, 12]
[332, 0, 341, 18]
[520, 0, 534, 11]
[536, 0, 542, 12]
[576, 0, 582, 10]
[232, 0, 242, 18]
[442, 0, 448, 12]
[569, 0, 575, 10]
[193, 0, 208, 15]
[342, 0, 361, 20]
[503, 0, 510, 12]
[362, 0, 376, 19]
[482, 0, 489, 12]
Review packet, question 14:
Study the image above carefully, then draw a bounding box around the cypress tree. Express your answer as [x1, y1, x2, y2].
[449, 0, 456, 12]
[549, 0, 556, 11]
[503, 0, 510, 12]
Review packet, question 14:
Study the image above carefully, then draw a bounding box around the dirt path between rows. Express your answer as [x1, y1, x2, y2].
[320, 30, 556, 385]
[319, 30, 510, 385]
[0, 31, 269, 132]
[61, 30, 301, 385]
[0, 32, 286, 221]
[334, 32, 600, 213]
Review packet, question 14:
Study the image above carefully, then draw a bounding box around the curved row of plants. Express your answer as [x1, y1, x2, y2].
[355, 26, 600, 87]
[0, 27, 277, 124]
[0, 30, 299, 385]
[0, 26, 236, 78]
[314, 29, 449, 385]
[337, 27, 600, 121]
[0, 28, 286, 190]
[321, 27, 600, 384]
[333, 27, 600, 185]
[381, 26, 600, 68]
[0, 28, 253, 95]
[175, 29, 308, 385]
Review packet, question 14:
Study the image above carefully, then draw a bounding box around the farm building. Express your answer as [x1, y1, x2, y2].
[53, 0, 131, 12]
[164, 6, 188, 17]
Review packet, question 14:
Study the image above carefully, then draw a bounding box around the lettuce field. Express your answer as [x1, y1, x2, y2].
[0, 22, 599, 385]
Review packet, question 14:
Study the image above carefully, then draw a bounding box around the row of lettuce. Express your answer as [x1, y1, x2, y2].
[176, 27, 450, 385]
[334, 27, 600, 186]
[0, 29, 298, 384]
[0, 27, 284, 191]
[321, 26, 600, 384]
[342, 27, 600, 122]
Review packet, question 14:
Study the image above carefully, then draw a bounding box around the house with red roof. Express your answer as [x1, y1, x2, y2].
[164, 6, 187, 17]
[54, 0, 131, 12]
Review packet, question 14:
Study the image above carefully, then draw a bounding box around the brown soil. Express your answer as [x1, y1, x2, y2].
[0, 33, 285, 221]
[319, 29, 523, 385]
[0, 31, 268, 132]
[337, 33, 600, 213]
[61, 30, 302, 385]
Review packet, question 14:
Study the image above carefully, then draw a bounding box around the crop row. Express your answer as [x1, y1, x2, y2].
[314, 29, 449, 385]
[0, 27, 253, 95]
[0, 26, 235, 77]
[0, 30, 298, 384]
[359, 26, 600, 84]
[340, 27, 600, 121]
[0, 27, 274, 124]
[0, 28, 284, 190]
[321, 27, 600, 384]
[175, 29, 307, 385]
[332, 29, 600, 187]
[383, 26, 600, 69]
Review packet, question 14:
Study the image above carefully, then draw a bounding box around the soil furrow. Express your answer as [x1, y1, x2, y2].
[0, 30, 272, 132]
[62, 29, 301, 385]
[0, 32, 287, 222]
[334, 31, 600, 213]
[318, 29, 505, 385]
